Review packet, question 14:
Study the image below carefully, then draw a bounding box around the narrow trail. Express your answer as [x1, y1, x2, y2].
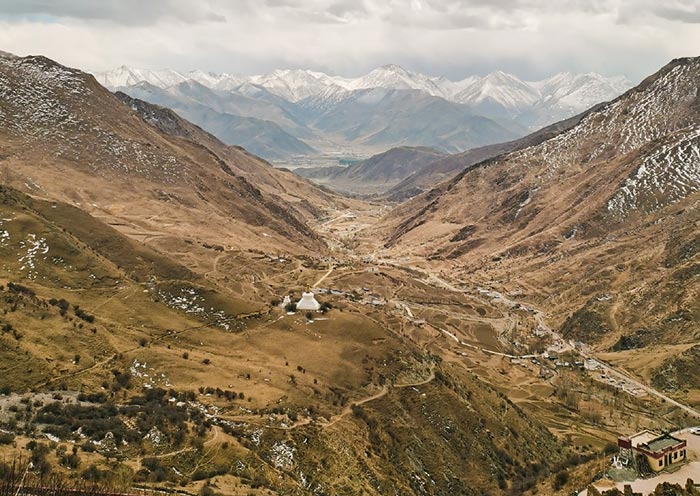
[218, 366, 438, 433]
[432, 322, 539, 360]
[313, 263, 334, 288]
[89, 285, 134, 313]
[395, 366, 437, 389]
[322, 385, 389, 428]
[321, 364, 437, 429]
[150, 446, 195, 459]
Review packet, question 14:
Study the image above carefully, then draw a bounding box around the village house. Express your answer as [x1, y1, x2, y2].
[618, 430, 687, 472]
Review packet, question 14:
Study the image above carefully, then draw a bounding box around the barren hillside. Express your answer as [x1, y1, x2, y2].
[377, 56, 700, 396]
[0, 53, 344, 255]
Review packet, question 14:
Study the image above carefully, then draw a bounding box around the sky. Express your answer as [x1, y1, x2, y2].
[0, 0, 698, 81]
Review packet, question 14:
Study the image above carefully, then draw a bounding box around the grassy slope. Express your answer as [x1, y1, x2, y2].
[0, 187, 573, 495]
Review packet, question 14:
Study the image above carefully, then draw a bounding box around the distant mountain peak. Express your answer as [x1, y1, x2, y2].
[93, 63, 633, 142]
[376, 63, 408, 72]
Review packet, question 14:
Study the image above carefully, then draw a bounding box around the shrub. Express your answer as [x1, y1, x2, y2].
[60, 452, 80, 469]
[49, 298, 70, 316]
[553, 470, 569, 490]
[8, 282, 34, 297]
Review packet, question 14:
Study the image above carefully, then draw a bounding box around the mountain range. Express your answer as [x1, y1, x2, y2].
[0, 52, 345, 255]
[94, 64, 632, 161]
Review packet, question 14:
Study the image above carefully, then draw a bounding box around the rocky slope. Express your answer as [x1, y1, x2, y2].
[0, 53, 341, 254]
[379, 56, 700, 380]
[114, 91, 339, 220]
[384, 104, 605, 200]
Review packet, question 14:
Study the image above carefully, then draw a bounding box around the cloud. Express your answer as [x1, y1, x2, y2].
[0, 0, 697, 82]
[0, 0, 226, 25]
[646, 0, 700, 24]
[616, 0, 700, 24]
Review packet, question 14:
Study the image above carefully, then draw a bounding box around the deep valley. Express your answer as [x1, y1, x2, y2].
[0, 48, 699, 496]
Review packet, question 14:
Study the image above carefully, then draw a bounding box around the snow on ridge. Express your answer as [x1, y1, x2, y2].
[491, 58, 700, 219]
[93, 63, 632, 113]
[1, 56, 185, 183]
[607, 126, 700, 216]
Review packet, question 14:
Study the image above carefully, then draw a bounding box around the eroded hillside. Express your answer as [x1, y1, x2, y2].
[376, 57, 700, 416]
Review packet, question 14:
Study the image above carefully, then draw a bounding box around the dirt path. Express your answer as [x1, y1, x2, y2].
[321, 385, 389, 428]
[89, 284, 135, 313]
[220, 368, 437, 433]
[395, 366, 436, 388]
[321, 365, 438, 429]
[313, 263, 333, 288]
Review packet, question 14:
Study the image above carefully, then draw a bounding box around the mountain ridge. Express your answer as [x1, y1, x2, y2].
[0, 53, 342, 255]
[93, 63, 633, 160]
[94, 63, 632, 129]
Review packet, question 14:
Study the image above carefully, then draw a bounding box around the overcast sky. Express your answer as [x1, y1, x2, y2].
[0, 0, 698, 81]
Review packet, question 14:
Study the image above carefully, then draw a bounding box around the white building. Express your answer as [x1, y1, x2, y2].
[297, 291, 321, 311]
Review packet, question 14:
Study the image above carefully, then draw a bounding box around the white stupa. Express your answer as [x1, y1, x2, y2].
[296, 291, 321, 311]
[280, 295, 291, 308]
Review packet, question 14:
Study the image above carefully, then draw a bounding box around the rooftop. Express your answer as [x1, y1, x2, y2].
[628, 430, 659, 447]
[644, 433, 685, 453]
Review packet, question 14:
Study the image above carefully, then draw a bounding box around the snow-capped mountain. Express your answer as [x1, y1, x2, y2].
[186, 70, 246, 91]
[94, 66, 189, 89]
[453, 71, 541, 115]
[533, 72, 632, 113]
[344, 64, 446, 97]
[93, 63, 632, 160]
[247, 69, 346, 103]
[94, 64, 631, 124]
